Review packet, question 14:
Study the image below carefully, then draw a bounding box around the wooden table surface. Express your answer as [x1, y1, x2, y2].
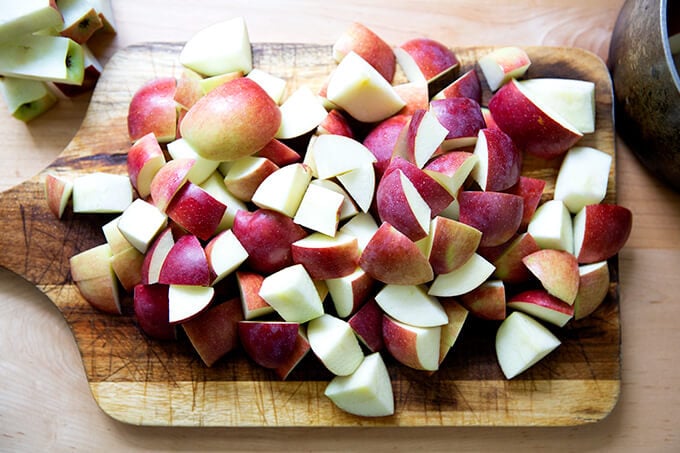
[1, 0, 679, 451]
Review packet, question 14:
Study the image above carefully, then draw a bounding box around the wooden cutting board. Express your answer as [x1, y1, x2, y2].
[0, 42, 619, 427]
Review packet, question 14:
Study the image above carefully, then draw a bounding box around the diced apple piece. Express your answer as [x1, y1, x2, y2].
[158, 234, 211, 287]
[246, 68, 287, 104]
[376, 169, 431, 242]
[141, 227, 174, 285]
[235, 271, 274, 320]
[238, 320, 300, 369]
[70, 243, 112, 282]
[527, 199, 574, 253]
[495, 311, 561, 379]
[0, 77, 57, 122]
[432, 69, 482, 103]
[430, 97, 486, 151]
[428, 253, 495, 297]
[223, 156, 278, 202]
[323, 264, 374, 318]
[573, 261, 610, 320]
[183, 298, 243, 366]
[336, 164, 376, 213]
[276, 86, 328, 139]
[470, 127, 522, 192]
[127, 77, 177, 143]
[507, 289, 575, 327]
[478, 46, 531, 91]
[133, 283, 175, 341]
[438, 298, 468, 364]
[291, 232, 359, 280]
[256, 139, 301, 166]
[363, 114, 411, 176]
[317, 109, 354, 138]
[507, 176, 546, 231]
[110, 244, 144, 292]
[117, 199, 168, 254]
[458, 190, 524, 247]
[394, 38, 460, 89]
[554, 146, 612, 214]
[393, 81, 429, 116]
[165, 182, 227, 241]
[75, 272, 121, 315]
[326, 51, 405, 123]
[167, 138, 221, 185]
[490, 232, 540, 283]
[359, 222, 433, 285]
[275, 328, 312, 380]
[324, 352, 394, 417]
[460, 280, 506, 321]
[523, 249, 580, 305]
[199, 171, 248, 231]
[44, 173, 73, 219]
[251, 163, 312, 217]
[168, 284, 215, 324]
[174, 68, 203, 110]
[332, 22, 396, 83]
[127, 133, 166, 199]
[422, 216, 482, 274]
[311, 134, 377, 180]
[424, 151, 479, 197]
[375, 284, 448, 328]
[385, 157, 454, 217]
[573, 204, 632, 264]
[382, 314, 440, 371]
[310, 179, 359, 221]
[348, 299, 384, 352]
[308, 314, 364, 376]
[179, 17, 252, 76]
[258, 264, 324, 323]
[293, 183, 345, 236]
[204, 229, 248, 284]
[406, 108, 449, 168]
[72, 172, 133, 214]
[149, 158, 195, 212]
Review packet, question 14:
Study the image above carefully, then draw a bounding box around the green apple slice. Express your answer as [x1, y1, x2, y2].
[0, 0, 64, 43]
[0, 76, 57, 122]
[0, 35, 85, 85]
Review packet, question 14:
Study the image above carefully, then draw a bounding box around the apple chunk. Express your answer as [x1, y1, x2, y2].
[168, 284, 215, 324]
[382, 314, 440, 371]
[458, 190, 524, 247]
[332, 22, 396, 83]
[127, 77, 177, 143]
[133, 283, 175, 341]
[376, 169, 431, 242]
[291, 232, 359, 280]
[573, 261, 611, 320]
[204, 229, 248, 284]
[72, 172, 133, 214]
[238, 321, 300, 369]
[554, 146, 612, 214]
[307, 314, 364, 376]
[478, 46, 531, 91]
[348, 299, 384, 352]
[495, 311, 561, 379]
[324, 352, 394, 417]
[117, 199, 168, 254]
[522, 249, 580, 305]
[258, 264, 325, 323]
[44, 173, 73, 219]
[183, 298, 243, 367]
[573, 204, 632, 264]
[375, 284, 448, 328]
[507, 289, 574, 328]
[428, 253, 495, 298]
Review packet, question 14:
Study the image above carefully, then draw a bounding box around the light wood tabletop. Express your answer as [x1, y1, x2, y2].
[1, 0, 679, 451]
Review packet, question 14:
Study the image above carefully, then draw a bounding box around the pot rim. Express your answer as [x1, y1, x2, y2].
[661, 0, 680, 92]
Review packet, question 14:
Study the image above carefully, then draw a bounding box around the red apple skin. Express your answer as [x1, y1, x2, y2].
[458, 191, 524, 247]
[224, 157, 279, 202]
[238, 321, 300, 369]
[488, 79, 583, 159]
[376, 168, 430, 241]
[133, 283, 176, 341]
[149, 158, 195, 212]
[158, 234, 211, 286]
[182, 298, 244, 367]
[127, 77, 178, 143]
[275, 328, 312, 380]
[430, 97, 485, 146]
[574, 263, 611, 320]
[523, 249, 580, 304]
[291, 238, 360, 280]
[460, 281, 506, 321]
[476, 127, 522, 192]
[231, 209, 309, 275]
[44, 173, 70, 219]
[317, 109, 354, 138]
[141, 227, 174, 285]
[507, 289, 575, 323]
[576, 204, 633, 264]
[382, 314, 433, 371]
[332, 22, 396, 83]
[165, 182, 226, 241]
[256, 139, 301, 166]
[428, 216, 482, 274]
[435, 69, 482, 103]
[359, 222, 434, 285]
[424, 150, 476, 179]
[127, 132, 166, 198]
[180, 78, 282, 161]
[393, 82, 429, 116]
[363, 114, 410, 177]
[398, 38, 459, 81]
[487, 232, 541, 283]
[235, 271, 272, 319]
[348, 299, 384, 353]
[384, 157, 453, 217]
[507, 176, 547, 230]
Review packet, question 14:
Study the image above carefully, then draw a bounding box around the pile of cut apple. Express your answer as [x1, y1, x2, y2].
[0, 0, 116, 122]
[49, 18, 633, 418]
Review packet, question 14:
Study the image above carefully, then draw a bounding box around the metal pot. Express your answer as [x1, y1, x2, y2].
[609, 0, 680, 190]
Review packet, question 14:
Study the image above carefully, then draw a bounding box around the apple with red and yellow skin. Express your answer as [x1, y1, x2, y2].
[384, 157, 454, 217]
[487, 232, 540, 283]
[573, 261, 611, 320]
[393, 82, 429, 116]
[183, 298, 243, 367]
[376, 168, 431, 241]
[224, 156, 279, 202]
[317, 109, 354, 138]
[432, 69, 482, 103]
[165, 182, 226, 241]
[204, 229, 248, 284]
[522, 249, 580, 305]
[424, 151, 478, 197]
[174, 68, 204, 110]
[458, 190, 524, 247]
[110, 246, 144, 292]
[430, 97, 486, 150]
[251, 163, 313, 218]
[394, 38, 460, 91]
[404, 108, 449, 168]
[149, 158, 195, 212]
[238, 320, 300, 369]
[232, 209, 309, 275]
[275, 328, 311, 380]
[508, 176, 546, 230]
[291, 232, 360, 280]
[44, 173, 73, 219]
[127, 77, 178, 143]
[471, 127, 522, 192]
[382, 314, 441, 372]
[127, 133, 166, 199]
[488, 79, 582, 159]
[256, 139, 301, 166]
[141, 227, 174, 285]
[362, 114, 410, 176]
[332, 22, 396, 83]
[180, 77, 281, 162]
[423, 216, 482, 274]
[326, 268, 375, 319]
[438, 298, 469, 364]
[133, 283, 176, 341]
[235, 271, 274, 320]
[359, 222, 433, 285]
[478, 46, 531, 92]
[348, 299, 384, 352]
[74, 273, 122, 315]
[157, 234, 211, 287]
[573, 204, 633, 264]
[507, 289, 575, 327]
[460, 280, 506, 321]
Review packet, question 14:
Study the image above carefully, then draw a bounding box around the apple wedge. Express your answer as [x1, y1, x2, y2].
[258, 264, 325, 323]
[376, 168, 431, 242]
[308, 314, 365, 376]
[432, 69, 482, 103]
[127, 133, 166, 199]
[438, 298, 469, 364]
[251, 163, 312, 217]
[293, 183, 345, 236]
[394, 38, 460, 91]
[166, 138, 221, 185]
[332, 22, 396, 83]
[72, 172, 133, 214]
[133, 283, 176, 341]
[507, 176, 546, 230]
[405, 108, 449, 168]
[478, 46, 531, 92]
[428, 253, 495, 297]
[375, 284, 448, 328]
[573, 204, 632, 264]
[165, 182, 227, 241]
[183, 298, 243, 367]
[573, 261, 611, 320]
[495, 311, 561, 379]
[460, 280, 506, 321]
[117, 199, 168, 254]
[157, 234, 211, 287]
[470, 127, 522, 192]
[291, 232, 359, 280]
[238, 321, 300, 369]
[429, 97, 486, 151]
[522, 249, 580, 305]
[204, 229, 248, 284]
[458, 190, 524, 247]
[422, 216, 482, 275]
[324, 352, 394, 417]
[507, 289, 575, 327]
[527, 199, 574, 253]
[554, 146, 612, 214]
[127, 76, 178, 143]
[276, 86, 328, 139]
[382, 314, 441, 371]
[275, 328, 312, 380]
[44, 173, 73, 219]
[168, 284, 215, 324]
[140, 227, 174, 285]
